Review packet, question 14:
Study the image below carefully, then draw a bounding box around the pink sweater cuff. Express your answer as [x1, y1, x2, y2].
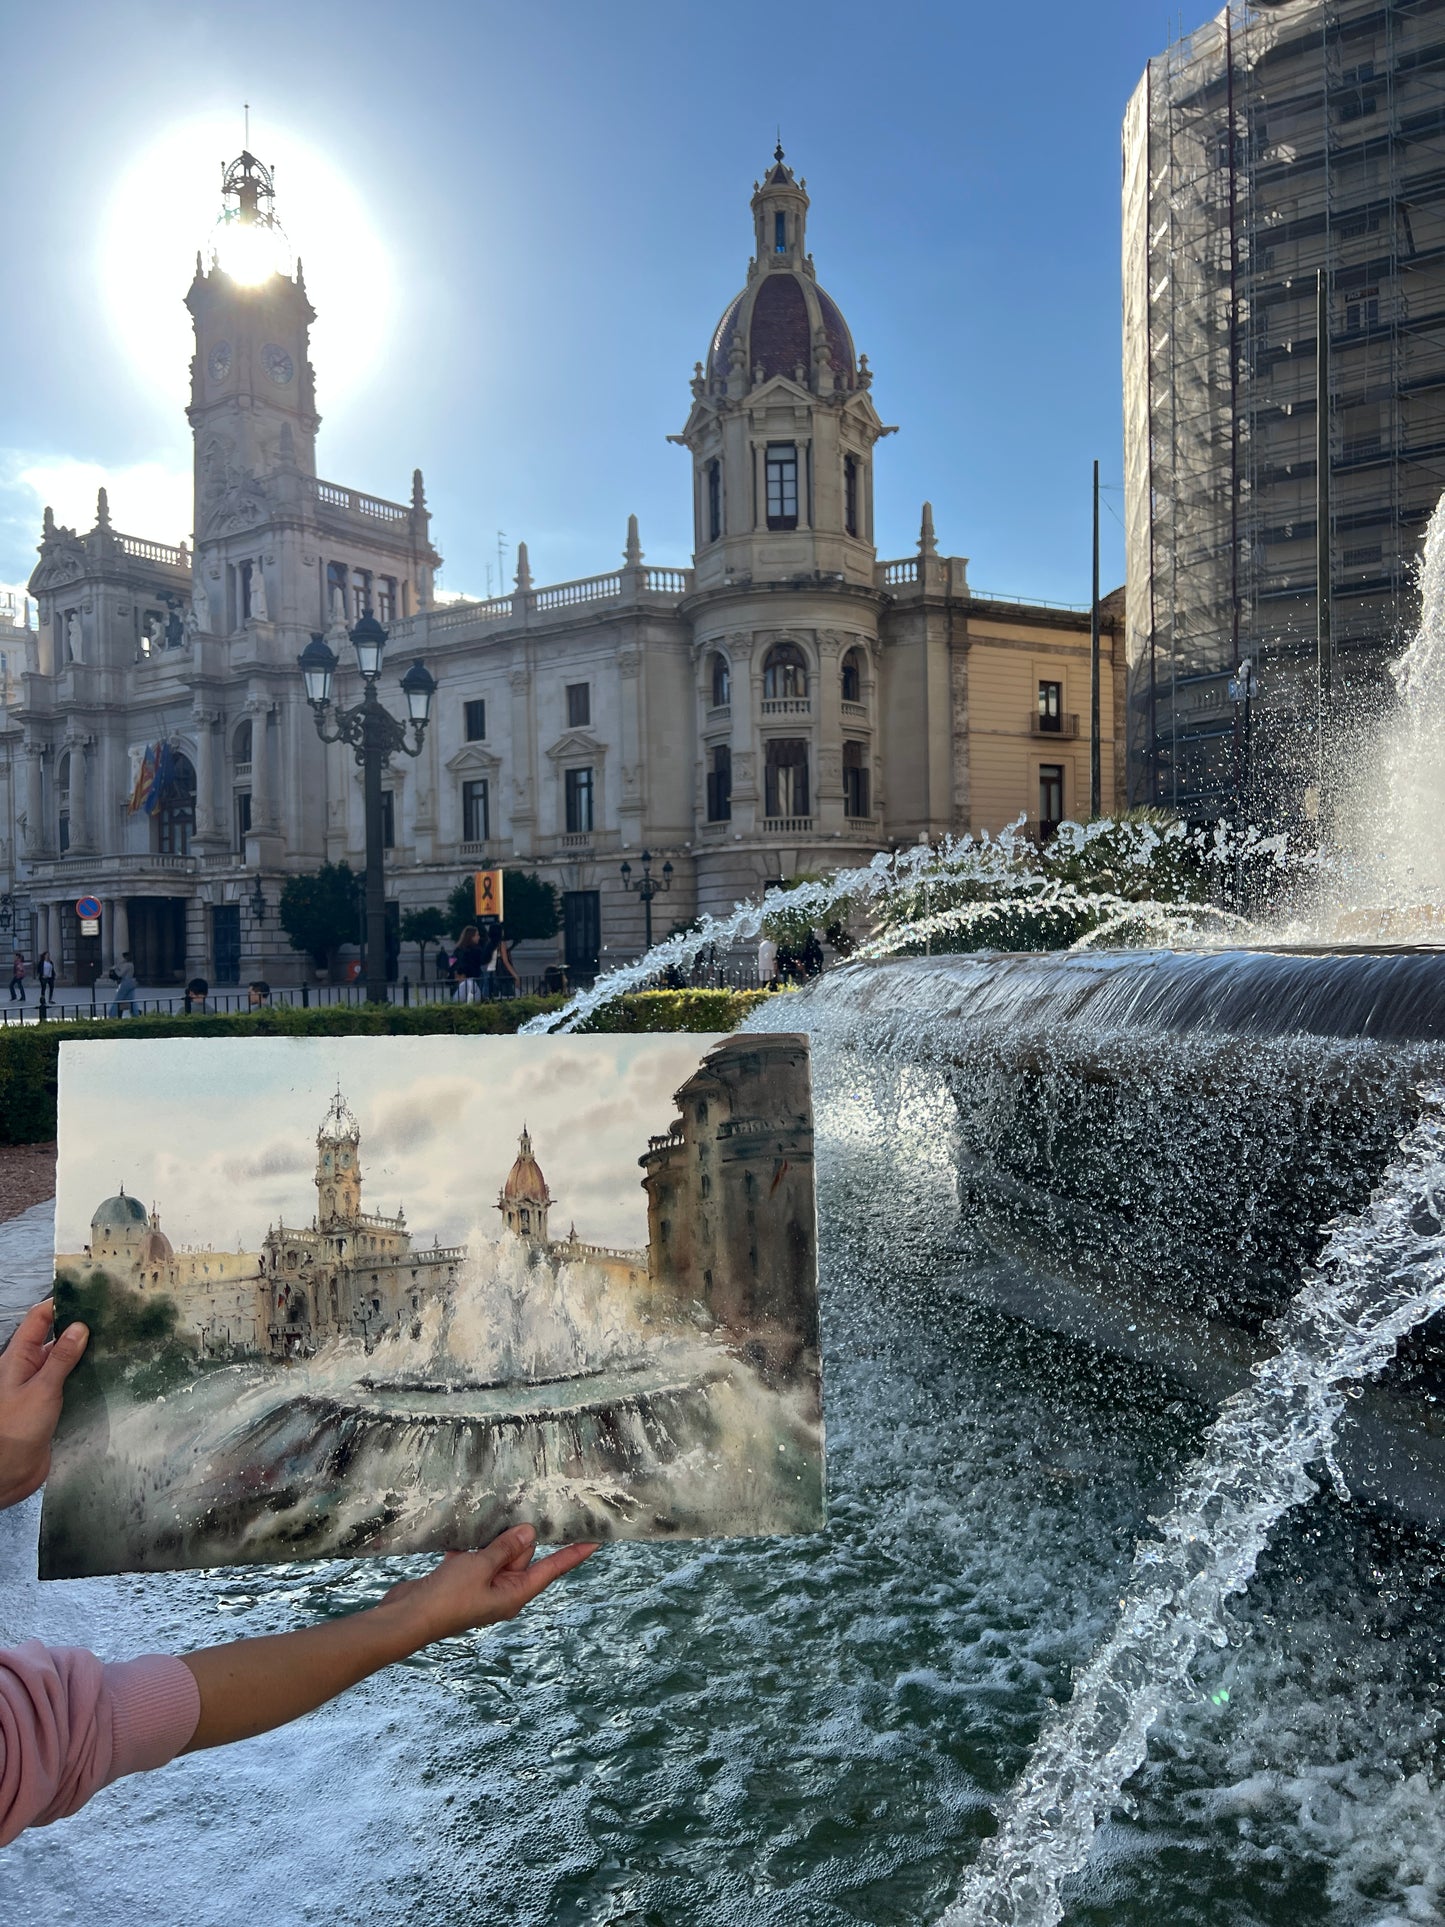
[103, 1655, 201, 1777]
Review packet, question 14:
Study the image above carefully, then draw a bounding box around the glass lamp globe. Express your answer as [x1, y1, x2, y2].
[400, 658, 436, 726]
[298, 634, 338, 705]
[350, 612, 387, 680]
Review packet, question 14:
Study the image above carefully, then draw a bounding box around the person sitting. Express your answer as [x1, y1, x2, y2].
[182, 978, 209, 1016]
[0, 1301, 597, 1847]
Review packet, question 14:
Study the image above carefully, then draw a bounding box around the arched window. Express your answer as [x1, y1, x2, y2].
[707, 744, 732, 822]
[841, 648, 863, 705]
[843, 741, 870, 818]
[707, 459, 722, 543]
[710, 651, 731, 708]
[156, 752, 197, 856]
[233, 718, 252, 766]
[844, 454, 860, 537]
[762, 642, 808, 701]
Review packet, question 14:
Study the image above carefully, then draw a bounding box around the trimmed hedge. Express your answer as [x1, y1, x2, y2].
[0, 989, 771, 1145]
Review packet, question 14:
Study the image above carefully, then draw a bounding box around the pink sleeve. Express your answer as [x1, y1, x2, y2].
[0, 1641, 201, 1846]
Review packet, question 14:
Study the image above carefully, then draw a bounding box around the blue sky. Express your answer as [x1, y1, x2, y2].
[2, 1, 1171, 608]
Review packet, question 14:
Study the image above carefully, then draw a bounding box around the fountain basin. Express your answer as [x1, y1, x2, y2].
[796, 947, 1445, 1534]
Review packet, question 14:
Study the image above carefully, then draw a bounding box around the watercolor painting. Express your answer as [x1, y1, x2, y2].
[39, 1032, 822, 1578]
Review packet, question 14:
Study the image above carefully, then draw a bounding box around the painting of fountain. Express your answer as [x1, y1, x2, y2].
[39, 1032, 823, 1578]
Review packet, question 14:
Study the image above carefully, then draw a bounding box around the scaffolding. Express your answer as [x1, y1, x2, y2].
[1125, 0, 1445, 821]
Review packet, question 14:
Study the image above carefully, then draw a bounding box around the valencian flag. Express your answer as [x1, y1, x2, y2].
[127, 744, 157, 814]
[127, 741, 178, 815]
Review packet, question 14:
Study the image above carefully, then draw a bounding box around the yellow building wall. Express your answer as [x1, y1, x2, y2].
[964, 619, 1120, 837]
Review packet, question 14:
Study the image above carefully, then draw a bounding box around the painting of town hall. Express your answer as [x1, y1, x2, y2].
[40, 1032, 822, 1579]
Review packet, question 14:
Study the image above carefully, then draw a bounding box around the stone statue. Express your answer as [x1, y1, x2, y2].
[190, 580, 210, 634]
[250, 562, 269, 622]
[66, 611, 82, 662]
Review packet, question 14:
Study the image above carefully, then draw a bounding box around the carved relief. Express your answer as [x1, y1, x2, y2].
[509, 670, 531, 694]
[618, 648, 642, 679]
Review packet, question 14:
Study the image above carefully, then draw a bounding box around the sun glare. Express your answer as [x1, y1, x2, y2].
[100, 115, 394, 411]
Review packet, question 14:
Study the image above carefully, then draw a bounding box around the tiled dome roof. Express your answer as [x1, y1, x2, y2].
[705, 271, 856, 389]
[501, 1128, 550, 1204]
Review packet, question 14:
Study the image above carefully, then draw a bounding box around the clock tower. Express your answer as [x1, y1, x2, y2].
[186, 149, 319, 549]
[316, 1088, 363, 1230]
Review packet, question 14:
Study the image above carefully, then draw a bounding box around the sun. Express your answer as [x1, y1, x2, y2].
[98, 114, 395, 413]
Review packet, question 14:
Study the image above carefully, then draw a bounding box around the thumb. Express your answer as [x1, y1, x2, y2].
[37, 1322, 89, 1390]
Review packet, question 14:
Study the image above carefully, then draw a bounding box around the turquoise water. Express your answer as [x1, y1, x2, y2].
[6, 1071, 1445, 1924]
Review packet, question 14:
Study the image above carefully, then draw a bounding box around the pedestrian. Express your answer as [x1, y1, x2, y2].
[481, 920, 521, 1000]
[434, 943, 450, 986]
[106, 953, 137, 1020]
[183, 976, 209, 1016]
[802, 929, 824, 979]
[8, 951, 24, 1002]
[37, 952, 56, 1011]
[453, 924, 485, 1003]
[247, 980, 271, 1009]
[757, 932, 778, 990]
[0, 1301, 598, 1848]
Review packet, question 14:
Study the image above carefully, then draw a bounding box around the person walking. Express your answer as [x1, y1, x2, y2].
[757, 932, 778, 991]
[106, 954, 137, 1020]
[452, 924, 485, 1003]
[8, 951, 25, 1002]
[482, 921, 521, 1000]
[37, 952, 56, 1013]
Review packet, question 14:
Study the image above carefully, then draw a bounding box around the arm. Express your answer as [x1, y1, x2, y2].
[181, 1528, 594, 1751]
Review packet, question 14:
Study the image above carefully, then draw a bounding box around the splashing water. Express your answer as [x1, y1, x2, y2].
[524, 816, 1291, 1036]
[936, 1089, 1445, 1926]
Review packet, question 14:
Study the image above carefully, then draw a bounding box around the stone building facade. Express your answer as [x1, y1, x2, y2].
[2, 145, 1123, 988]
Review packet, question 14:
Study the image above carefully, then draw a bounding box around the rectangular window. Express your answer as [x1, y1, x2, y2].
[1038, 680, 1063, 731]
[565, 766, 594, 834]
[844, 455, 859, 537]
[462, 778, 490, 843]
[563, 890, 601, 975]
[764, 738, 809, 818]
[1039, 764, 1064, 834]
[566, 682, 591, 728]
[843, 741, 869, 819]
[235, 790, 252, 848]
[352, 569, 372, 622]
[707, 744, 732, 823]
[708, 460, 722, 543]
[775, 211, 787, 253]
[381, 790, 396, 850]
[464, 698, 487, 742]
[1344, 287, 1380, 333]
[376, 576, 397, 622]
[58, 811, 70, 855]
[766, 444, 799, 530]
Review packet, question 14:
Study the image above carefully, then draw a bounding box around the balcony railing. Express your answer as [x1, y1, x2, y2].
[559, 831, 593, 848]
[1030, 713, 1080, 738]
[458, 839, 494, 859]
[34, 852, 198, 877]
[761, 816, 814, 835]
[534, 573, 622, 612]
[881, 558, 919, 586]
[117, 533, 188, 568]
[705, 703, 731, 723]
[841, 700, 867, 720]
[312, 479, 410, 524]
[644, 566, 692, 595]
[233, 762, 253, 779]
[761, 697, 811, 716]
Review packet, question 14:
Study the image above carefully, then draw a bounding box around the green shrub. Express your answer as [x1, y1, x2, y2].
[0, 990, 766, 1144]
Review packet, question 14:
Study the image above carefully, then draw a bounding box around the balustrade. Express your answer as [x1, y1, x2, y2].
[761, 698, 811, 716]
[761, 816, 814, 835]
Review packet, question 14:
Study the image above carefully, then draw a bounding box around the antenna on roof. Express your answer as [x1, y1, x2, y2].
[244, 102, 250, 147]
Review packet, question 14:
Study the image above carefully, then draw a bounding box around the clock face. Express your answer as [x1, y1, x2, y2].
[207, 341, 233, 382]
[339, 1150, 352, 1169]
[262, 343, 295, 385]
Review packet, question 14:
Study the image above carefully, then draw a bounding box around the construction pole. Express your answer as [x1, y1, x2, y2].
[1316, 266, 1332, 801]
[1090, 458, 1102, 817]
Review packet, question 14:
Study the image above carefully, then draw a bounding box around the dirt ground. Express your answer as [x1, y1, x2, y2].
[0, 1144, 57, 1222]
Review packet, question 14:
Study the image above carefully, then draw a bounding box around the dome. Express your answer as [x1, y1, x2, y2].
[141, 1227, 174, 1265]
[92, 1189, 148, 1233]
[705, 272, 856, 391]
[702, 148, 856, 394]
[501, 1127, 551, 1205]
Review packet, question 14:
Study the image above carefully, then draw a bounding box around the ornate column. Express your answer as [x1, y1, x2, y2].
[816, 631, 844, 836]
[113, 898, 129, 966]
[618, 644, 644, 847]
[192, 708, 222, 847]
[67, 735, 90, 853]
[23, 735, 47, 856]
[508, 665, 537, 854]
[247, 698, 270, 830]
[101, 898, 115, 968]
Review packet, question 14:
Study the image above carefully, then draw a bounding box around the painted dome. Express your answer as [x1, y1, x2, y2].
[91, 1188, 148, 1233]
[141, 1226, 174, 1264]
[501, 1127, 551, 1205]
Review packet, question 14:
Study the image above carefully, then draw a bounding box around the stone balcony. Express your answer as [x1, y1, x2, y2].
[386, 564, 697, 648]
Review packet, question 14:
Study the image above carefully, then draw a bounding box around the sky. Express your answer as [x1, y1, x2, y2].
[0, 1, 1177, 612]
[54, 1032, 717, 1254]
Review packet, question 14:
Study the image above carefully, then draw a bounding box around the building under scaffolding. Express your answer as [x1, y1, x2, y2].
[1124, 0, 1445, 821]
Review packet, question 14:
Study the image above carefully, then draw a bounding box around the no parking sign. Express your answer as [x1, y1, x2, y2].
[76, 895, 101, 938]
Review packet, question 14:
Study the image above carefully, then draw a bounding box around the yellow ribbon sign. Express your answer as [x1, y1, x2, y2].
[473, 869, 504, 920]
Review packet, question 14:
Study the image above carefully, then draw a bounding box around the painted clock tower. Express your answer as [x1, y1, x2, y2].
[316, 1088, 363, 1230]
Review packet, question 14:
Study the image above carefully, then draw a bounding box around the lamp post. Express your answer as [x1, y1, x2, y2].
[619, 848, 673, 953]
[247, 875, 268, 923]
[299, 615, 436, 1003]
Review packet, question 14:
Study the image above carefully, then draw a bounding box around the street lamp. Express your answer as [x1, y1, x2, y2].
[247, 875, 268, 922]
[619, 847, 673, 953]
[299, 616, 436, 1003]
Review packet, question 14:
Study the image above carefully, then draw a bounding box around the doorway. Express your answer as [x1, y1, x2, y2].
[563, 891, 600, 979]
[129, 898, 187, 984]
[212, 904, 241, 986]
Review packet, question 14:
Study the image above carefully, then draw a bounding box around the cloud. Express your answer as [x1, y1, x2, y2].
[220, 1136, 312, 1186]
[0, 449, 193, 583]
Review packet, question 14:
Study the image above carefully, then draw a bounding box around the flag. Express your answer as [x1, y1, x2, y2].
[127, 744, 157, 814]
[143, 741, 176, 816]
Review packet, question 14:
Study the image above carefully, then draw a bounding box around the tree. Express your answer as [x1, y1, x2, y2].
[446, 870, 560, 942]
[400, 906, 448, 979]
[278, 861, 362, 971]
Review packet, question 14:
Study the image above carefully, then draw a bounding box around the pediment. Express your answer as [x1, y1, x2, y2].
[545, 729, 608, 763]
[444, 743, 501, 776]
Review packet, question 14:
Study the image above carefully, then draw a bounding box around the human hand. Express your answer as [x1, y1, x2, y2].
[380, 1524, 599, 1649]
[0, 1300, 89, 1510]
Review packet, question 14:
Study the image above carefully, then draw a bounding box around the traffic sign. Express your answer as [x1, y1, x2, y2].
[75, 896, 101, 920]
